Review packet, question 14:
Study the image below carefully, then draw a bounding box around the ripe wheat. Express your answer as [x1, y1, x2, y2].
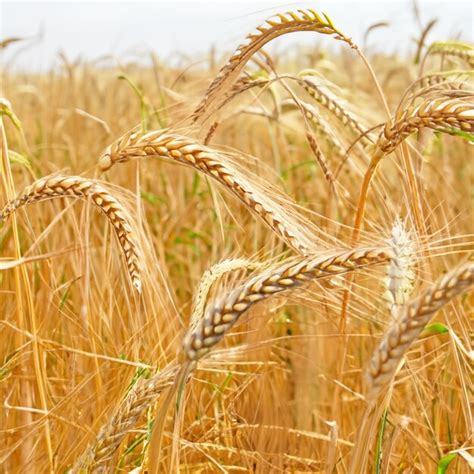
[99, 129, 317, 255]
[0, 174, 142, 292]
[184, 247, 391, 361]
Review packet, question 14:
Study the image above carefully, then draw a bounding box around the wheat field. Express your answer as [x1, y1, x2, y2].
[0, 5, 473, 473]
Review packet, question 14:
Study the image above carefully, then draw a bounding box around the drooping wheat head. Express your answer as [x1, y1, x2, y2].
[0, 174, 142, 292]
[99, 128, 319, 255]
[192, 8, 356, 122]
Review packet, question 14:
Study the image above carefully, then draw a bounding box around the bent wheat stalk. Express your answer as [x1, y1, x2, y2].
[184, 247, 391, 361]
[367, 260, 473, 400]
[0, 174, 142, 292]
[99, 129, 317, 255]
[192, 8, 356, 122]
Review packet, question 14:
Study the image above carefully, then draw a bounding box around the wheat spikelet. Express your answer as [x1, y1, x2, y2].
[192, 8, 356, 122]
[184, 247, 391, 361]
[367, 260, 473, 400]
[376, 94, 474, 155]
[99, 129, 316, 255]
[0, 174, 142, 292]
[73, 363, 180, 473]
[383, 218, 416, 320]
[427, 41, 474, 68]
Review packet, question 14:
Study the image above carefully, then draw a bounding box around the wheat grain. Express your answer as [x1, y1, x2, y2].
[99, 129, 317, 255]
[367, 260, 473, 400]
[184, 247, 391, 361]
[190, 258, 260, 332]
[0, 174, 142, 292]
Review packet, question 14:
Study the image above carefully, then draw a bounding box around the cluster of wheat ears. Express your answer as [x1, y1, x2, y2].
[1, 6, 473, 473]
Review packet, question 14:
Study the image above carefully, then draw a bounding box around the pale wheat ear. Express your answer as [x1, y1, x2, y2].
[191, 8, 356, 123]
[0, 174, 142, 292]
[183, 247, 391, 361]
[367, 260, 473, 401]
[98, 129, 319, 255]
[383, 218, 416, 321]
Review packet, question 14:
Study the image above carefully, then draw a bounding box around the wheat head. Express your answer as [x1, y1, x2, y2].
[99, 129, 317, 255]
[192, 8, 356, 122]
[183, 247, 391, 361]
[0, 174, 142, 292]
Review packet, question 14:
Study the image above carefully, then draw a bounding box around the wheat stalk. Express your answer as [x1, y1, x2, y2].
[184, 247, 391, 361]
[367, 260, 473, 400]
[99, 129, 317, 255]
[0, 174, 142, 292]
[73, 363, 180, 473]
[191, 8, 356, 122]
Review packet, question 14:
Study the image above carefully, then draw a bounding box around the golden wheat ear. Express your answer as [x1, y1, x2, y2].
[367, 260, 473, 401]
[0, 174, 142, 292]
[191, 8, 356, 123]
[183, 247, 392, 361]
[99, 129, 319, 255]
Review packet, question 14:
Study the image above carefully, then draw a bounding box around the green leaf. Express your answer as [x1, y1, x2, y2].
[437, 453, 457, 474]
[423, 322, 449, 336]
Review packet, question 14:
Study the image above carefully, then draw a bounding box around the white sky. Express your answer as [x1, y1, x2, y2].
[1, 0, 473, 72]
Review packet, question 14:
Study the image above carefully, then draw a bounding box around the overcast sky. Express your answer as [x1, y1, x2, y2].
[1, 0, 472, 72]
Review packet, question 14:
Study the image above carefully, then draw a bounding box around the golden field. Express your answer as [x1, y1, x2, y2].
[0, 7, 473, 473]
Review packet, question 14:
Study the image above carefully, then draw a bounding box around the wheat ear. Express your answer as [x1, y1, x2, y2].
[99, 129, 315, 255]
[73, 364, 180, 473]
[0, 174, 142, 292]
[367, 261, 473, 400]
[183, 247, 391, 361]
[376, 94, 473, 155]
[298, 76, 373, 145]
[353, 94, 474, 241]
[281, 98, 348, 159]
[192, 8, 355, 122]
[383, 218, 415, 321]
[427, 41, 474, 68]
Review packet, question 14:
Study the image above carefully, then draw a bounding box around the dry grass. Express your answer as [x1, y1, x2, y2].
[1, 5, 473, 473]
